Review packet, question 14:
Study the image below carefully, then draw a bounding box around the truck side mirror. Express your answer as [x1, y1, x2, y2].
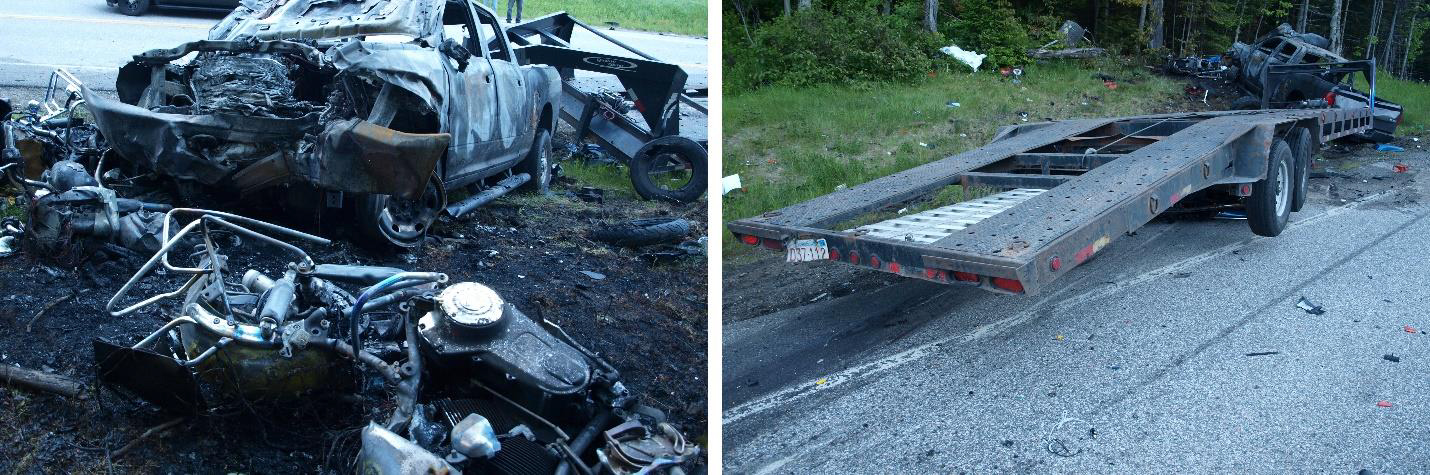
[440, 38, 472, 72]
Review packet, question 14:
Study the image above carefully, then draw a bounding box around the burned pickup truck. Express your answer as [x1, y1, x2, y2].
[88, 0, 562, 248]
[1224, 23, 1403, 142]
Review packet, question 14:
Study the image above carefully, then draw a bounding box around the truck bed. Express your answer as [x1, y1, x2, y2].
[729, 108, 1372, 296]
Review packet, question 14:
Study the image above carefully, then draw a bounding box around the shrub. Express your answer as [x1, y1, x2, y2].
[942, 0, 1031, 68]
[725, 10, 949, 91]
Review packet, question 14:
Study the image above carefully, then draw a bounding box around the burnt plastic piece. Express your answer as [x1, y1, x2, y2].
[93, 338, 204, 413]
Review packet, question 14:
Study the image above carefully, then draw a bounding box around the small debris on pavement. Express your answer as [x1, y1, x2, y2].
[1054, 334, 1065, 341]
[815, 377, 829, 386]
[1245, 351, 1280, 357]
[1296, 296, 1326, 315]
[579, 270, 606, 280]
[1376, 400, 1393, 408]
[1376, 144, 1405, 152]
[1383, 354, 1401, 363]
[1393, 163, 1409, 173]
[1405, 325, 1418, 334]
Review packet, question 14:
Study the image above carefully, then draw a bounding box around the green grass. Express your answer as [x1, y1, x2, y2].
[1350, 72, 1430, 137]
[560, 159, 642, 197]
[721, 60, 1186, 259]
[516, 0, 706, 36]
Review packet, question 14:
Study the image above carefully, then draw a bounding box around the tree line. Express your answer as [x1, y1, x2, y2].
[725, 0, 1430, 89]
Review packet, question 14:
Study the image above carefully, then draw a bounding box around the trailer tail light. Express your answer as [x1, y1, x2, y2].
[991, 278, 1025, 293]
[888, 262, 901, 274]
[848, 251, 860, 265]
[868, 256, 881, 269]
[739, 234, 758, 246]
[1323, 91, 1336, 106]
[829, 248, 840, 261]
[953, 271, 979, 282]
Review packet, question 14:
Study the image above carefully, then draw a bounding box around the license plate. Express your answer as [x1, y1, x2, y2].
[786, 239, 829, 262]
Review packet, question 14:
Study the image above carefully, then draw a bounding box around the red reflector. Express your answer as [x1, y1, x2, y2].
[829, 248, 840, 261]
[991, 278, 1024, 293]
[869, 256, 881, 269]
[924, 268, 938, 279]
[1323, 91, 1336, 106]
[848, 251, 860, 265]
[1240, 184, 1252, 195]
[953, 271, 979, 282]
[1050, 257, 1062, 271]
[888, 262, 901, 274]
[762, 239, 784, 250]
[740, 235, 758, 246]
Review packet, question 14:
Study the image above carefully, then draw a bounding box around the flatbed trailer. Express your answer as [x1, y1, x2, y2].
[728, 107, 1373, 296]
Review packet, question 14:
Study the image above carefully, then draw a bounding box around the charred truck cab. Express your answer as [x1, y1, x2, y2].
[86, 0, 561, 247]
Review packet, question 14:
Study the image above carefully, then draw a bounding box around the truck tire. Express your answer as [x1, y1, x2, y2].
[355, 176, 446, 249]
[118, 0, 150, 15]
[1288, 127, 1313, 212]
[590, 218, 690, 247]
[516, 129, 552, 194]
[630, 136, 706, 204]
[1247, 139, 1294, 237]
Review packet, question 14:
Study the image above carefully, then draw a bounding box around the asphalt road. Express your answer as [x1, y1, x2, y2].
[0, 0, 708, 90]
[723, 153, 1430, 473]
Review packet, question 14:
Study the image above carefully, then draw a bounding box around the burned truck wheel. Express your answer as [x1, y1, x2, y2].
[630, 136, 707, 204]
[118, 0, 150, 15]
[516, 129, 552, 194]
[1288, 127, 1313, 212]
[357, 176, 447, 248]
[1247, 139, 1294, 237]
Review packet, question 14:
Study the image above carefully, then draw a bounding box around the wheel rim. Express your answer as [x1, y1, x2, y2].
[537, 143, 551, 189]
[1275, 159, 1290, 216]
[377, 178, 444, 246]
[645, 150, 694, 192]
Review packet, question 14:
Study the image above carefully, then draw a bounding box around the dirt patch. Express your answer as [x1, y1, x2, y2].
[0, 129, 708, 473]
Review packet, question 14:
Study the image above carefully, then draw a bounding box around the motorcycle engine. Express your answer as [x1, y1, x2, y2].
[417, 282, 592, 412]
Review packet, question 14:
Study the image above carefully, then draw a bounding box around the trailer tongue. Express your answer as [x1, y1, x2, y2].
[729, 108, 1373, 296]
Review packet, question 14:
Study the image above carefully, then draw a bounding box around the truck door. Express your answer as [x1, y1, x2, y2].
[473, 4, 534, 169]
[441, 0, 503, 182]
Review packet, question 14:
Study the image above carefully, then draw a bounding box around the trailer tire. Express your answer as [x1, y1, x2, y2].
[517, 129, 552, 194]
[1247, 139, 1294, 237]
[118, 0, 150, 15]
[590, 218, 690, 247]
[1288, 127, 1313, 212]
[630, 136, 706, 204]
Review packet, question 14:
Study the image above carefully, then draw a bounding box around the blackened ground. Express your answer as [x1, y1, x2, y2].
[0, 129, 707, 473]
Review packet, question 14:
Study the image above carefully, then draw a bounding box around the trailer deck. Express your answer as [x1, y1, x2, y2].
[729, 108, 1373, 296]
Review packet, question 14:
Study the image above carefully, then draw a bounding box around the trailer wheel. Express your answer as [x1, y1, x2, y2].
[630, 136, 706, 204]
[516, 129, 552, 194]
[1247, 139, 1294, 237]
[1288, 127, 1313, 212]
[356, 175, 447, 249]
[118, 0, 150, 15]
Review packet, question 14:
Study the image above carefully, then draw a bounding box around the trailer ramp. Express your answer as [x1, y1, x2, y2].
[730, 108, 1373, 296]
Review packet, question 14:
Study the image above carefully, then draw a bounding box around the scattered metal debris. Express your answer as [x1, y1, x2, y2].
[85, 208, 697, 474]
[1296, 296, 1326, 315]
[1383, 354, 1401, 363]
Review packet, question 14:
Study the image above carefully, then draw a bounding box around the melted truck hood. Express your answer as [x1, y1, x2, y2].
[210, 0, 442, 43]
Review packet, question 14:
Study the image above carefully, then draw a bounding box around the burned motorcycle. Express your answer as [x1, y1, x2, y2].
[94, 209, 696, 474]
